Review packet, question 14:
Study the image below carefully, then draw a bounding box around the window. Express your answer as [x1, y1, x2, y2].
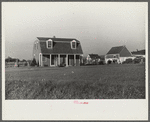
[48, 41, 52, 48]
[71, 40, 76, 49]
[46, 39, 53, 49]
[72, 42, 75, 48]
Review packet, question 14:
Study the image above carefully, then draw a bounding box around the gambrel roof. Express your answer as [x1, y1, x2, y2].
[37, 37, 80, 43]
[37, 37, 83, 54]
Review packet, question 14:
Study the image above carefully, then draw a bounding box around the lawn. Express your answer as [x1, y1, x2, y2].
[5, 64, 145, 99]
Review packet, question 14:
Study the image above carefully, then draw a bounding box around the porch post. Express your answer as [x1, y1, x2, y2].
[58, 54, 60, 66]
[41, 53, 43, 67]
[50, 54, 51, 67]
[74, 54, 76, 66]
[66, 54, 68, 67]
[39, 53, 41, 66]
[79, 55, 80, 65]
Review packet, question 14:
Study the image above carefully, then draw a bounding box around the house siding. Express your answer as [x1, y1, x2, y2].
[33, 40, 42, 65]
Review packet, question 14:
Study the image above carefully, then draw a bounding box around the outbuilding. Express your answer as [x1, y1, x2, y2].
[105, 45, 133, 64]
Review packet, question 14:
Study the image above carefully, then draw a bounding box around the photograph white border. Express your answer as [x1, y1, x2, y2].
[2, 2, 148, 120]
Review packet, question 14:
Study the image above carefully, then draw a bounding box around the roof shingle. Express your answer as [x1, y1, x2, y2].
[107, 46, 124, 54]
[37, 37, 79, 43]
[38, 37, 83, 54]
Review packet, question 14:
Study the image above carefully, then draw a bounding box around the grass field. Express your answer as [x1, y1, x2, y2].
[5, 64, 145, 99]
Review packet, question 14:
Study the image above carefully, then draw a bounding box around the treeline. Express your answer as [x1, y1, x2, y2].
[5, 56, 31, 63]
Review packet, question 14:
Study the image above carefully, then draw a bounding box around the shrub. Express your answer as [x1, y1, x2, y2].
[112, 59, 117, 63]
[122, 61, 126, 64]
[99, 61, 104, 65]
[107, 60, 112, 64]
[37, 62, 39, 67]
[133, 58, 141, 64]
[30, 58, 37, 66]
[24, 62, 28, 66]
[59, 63, 66, 67]
[80, 63, 85, 66]
[125, 58, 133, 64]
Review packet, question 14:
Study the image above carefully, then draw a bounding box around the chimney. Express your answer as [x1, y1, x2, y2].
[53, 36, 56, 38]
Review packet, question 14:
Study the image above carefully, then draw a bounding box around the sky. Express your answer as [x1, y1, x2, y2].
[2, 2, 147, 60]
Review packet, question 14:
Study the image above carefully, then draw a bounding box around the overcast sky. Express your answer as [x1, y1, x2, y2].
[3, 2, 147, 60]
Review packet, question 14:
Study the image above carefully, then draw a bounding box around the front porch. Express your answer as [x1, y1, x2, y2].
[39, 53, 82, 67]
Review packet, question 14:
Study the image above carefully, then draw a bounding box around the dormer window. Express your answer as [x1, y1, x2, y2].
[46, 39, 53, 49]
[71, 40, 76, 49]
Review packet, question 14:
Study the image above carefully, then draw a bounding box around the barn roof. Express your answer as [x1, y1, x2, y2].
[107, 46, 125, 54]
[37, 37, 83, 54]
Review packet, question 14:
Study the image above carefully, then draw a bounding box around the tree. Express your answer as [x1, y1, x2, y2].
[22, 59, 26, 62]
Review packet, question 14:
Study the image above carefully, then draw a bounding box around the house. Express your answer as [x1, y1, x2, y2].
[99, 55, 105, 64]
[131, 49, 145, 58]
[86, 54, 101, 64]
[33, 37, 83, 67]
[105, 45, 133, 64]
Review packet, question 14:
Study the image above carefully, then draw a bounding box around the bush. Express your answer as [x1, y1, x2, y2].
[107, 60, 112, 64]
[133, 58, 141, 64]
[125, 58, 133, 64]
[80, 63, 85, 66]
[30, 58, 37, 66]
[24, 62, 28, 66]
[112, 59, 117, 63]
[37, 62, 39, 67]
[59, 63, 66, 67]
[99, 61, 104, 65]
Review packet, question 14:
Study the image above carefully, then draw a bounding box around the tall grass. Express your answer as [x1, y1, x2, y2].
[5, 79, 145, 99]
